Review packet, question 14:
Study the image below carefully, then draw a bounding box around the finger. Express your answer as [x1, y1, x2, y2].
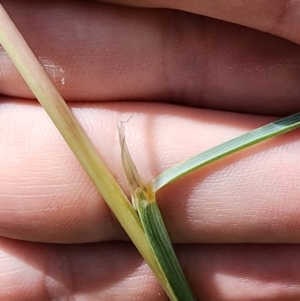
[99, 0, 300, 45]
[1, 1, 300, 115]
[1, 237, 300, 300]
[1, 99, 300, 244]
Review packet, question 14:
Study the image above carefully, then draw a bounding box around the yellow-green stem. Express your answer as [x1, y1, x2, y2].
[0, 5, 176, 300]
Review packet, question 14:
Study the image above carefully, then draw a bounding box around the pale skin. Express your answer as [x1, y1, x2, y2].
[1, 0, 300, 300]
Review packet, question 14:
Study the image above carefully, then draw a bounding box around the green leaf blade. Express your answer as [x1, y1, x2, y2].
[153, 112, 300, 192]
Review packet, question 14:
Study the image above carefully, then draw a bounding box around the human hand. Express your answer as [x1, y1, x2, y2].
[1, 0, 300, 300]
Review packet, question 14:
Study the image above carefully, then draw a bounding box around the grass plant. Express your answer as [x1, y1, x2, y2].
[1, 4, 300, 300]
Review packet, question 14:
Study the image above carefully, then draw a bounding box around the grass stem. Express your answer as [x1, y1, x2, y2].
[0, 5, 176, 300]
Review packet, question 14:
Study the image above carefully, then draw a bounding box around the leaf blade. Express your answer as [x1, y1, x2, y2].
[153, 112, 300, 191]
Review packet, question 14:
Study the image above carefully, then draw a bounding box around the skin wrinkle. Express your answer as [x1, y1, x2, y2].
[44, 245, 75, 301]
[159, 10, 176, 102]
[161, 12, 209, 105]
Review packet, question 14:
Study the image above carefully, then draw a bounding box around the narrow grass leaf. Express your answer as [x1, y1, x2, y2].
[153, 112, 300, 191]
